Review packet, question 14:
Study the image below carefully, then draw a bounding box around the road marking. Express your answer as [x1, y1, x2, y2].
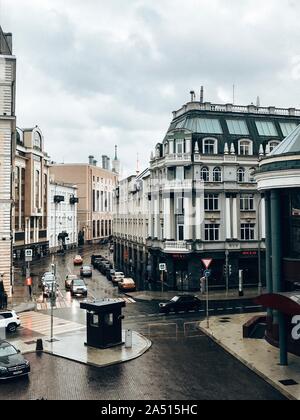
[244, 305, 262, 310]
[19, 312, 85, 336]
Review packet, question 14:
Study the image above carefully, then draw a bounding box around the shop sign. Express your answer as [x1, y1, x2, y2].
[292, 316, 300, 340]
[241, 251, 257, 256]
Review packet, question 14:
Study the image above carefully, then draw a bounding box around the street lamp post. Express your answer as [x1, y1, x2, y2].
[257, 196, 263, 295]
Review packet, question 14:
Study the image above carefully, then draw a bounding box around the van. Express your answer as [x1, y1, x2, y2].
[112, 272, 125, 284]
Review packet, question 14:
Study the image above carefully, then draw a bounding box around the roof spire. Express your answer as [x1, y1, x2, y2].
[136, 153, 140, 176]
[114, 145, 118, 160]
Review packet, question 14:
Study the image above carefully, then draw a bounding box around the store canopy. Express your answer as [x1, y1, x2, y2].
[255, 293, 300, 316]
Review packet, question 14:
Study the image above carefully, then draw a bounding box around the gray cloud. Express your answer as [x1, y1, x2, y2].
[2, 0, 300, 175]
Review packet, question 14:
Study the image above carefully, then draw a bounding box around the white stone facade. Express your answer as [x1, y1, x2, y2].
[49, 181, 78, 252]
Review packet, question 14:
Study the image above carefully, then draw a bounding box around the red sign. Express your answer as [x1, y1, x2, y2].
[25, 277, 32, 287]
[201, 258, 213, 269]
[242, 251, 257, 256]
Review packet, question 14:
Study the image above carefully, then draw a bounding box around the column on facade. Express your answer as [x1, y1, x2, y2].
[169, 139, 174, 155]
[232, 195, 238, 239]
[195, 187, 203, 240]
[185, 138, 191, 154]
[260, 197, 266, 239]
[184, 192, 193, 241]
[163, 194, 172, 240]
[225, 194, 232, 240]
[154, 194, 160, 239]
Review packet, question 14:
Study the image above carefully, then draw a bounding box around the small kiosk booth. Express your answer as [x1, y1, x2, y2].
[80, 300, 126, 349]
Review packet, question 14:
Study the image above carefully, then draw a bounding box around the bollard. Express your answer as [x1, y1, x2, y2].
[125, 329, 132, 348]
[36, 338, 44, 353]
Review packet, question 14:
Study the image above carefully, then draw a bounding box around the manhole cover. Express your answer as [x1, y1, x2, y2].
[24, 341, 36, 345]
[279, 379, 299, 386]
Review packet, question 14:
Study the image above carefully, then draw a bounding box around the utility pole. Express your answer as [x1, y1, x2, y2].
[50, 262, 56, 343]
[206, 270, 209, 329]
[225, 250, 229, 296]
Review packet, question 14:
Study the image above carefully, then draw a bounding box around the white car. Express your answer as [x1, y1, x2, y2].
[112, 272, 125, 284]
[41, 272, 55, 287]
[0, 310, 21, 334]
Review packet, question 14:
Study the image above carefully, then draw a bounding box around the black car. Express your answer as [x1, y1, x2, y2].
[159, 295, 202, 314]
[0, 340, 30, 380]
[107, 269, 116, 281]
[91, 255, 103, 266]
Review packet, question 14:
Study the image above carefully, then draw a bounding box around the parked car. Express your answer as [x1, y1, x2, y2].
[112, 272, 125, 285]
[65, 274, 79, 290]
[73, 255, 83, 265]
[70, 278, 88, 297]
[0, 340, 30, 380]
[0, 310, 21, 333]
[159, 295, 202, 314]
[118, 278, 136, 292]
[100, 262, 111, 275]
[80, 265, 93, 278]
[91, 254, 102, 266]
[106, 269, 115, 281]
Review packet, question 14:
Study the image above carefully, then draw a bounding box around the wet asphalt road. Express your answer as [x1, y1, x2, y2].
[1, 246, 286, 401]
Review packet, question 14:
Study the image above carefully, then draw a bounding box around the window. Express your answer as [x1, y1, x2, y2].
[35, 170, 40, 208]
[34, 132, 42, 149]
[176, 117, 223, 134]
[203, 138, 217, 154]
[240, 194, 254, 211]
[241, 223, 255, 240]
[176, 139, 184, 154]
[268, 141, 280, 153]
[176, 166, 184, 181]
[213, 167, 222, 182]
[205, 224, 220, 241]
[175, 197, 184, 214]
[201, 167, 210, 182]
[280, 122, 298, 137]
[256, 121, 278, 136]
[204, 194, 219, 211]
[238, 140, 252, 156]
[227, 120, 249, 135]
[237, 168, 245, 183]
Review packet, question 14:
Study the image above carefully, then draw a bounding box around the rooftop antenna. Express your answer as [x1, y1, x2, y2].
[256, 96, 261, 108]
[233, 84, 235, 104]
[200, 86, 204, 104]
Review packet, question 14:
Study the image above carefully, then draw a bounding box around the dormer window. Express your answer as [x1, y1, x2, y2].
[268, 140, 280, 153]
[34, 132, 42, 150]
[176, 139, 184, 154]
[203, 138, 217, 155]
[238, 140, 253, 156]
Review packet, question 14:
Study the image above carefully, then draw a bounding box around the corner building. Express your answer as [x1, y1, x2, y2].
[114, 97, 300, 291]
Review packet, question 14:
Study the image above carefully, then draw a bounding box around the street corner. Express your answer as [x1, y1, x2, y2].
[198, 314, 300, 401]
[42, 329, 152, 369]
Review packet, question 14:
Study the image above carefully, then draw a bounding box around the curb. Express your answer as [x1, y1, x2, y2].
[41, 332, 152, 369]
[199, 325, 297, 401]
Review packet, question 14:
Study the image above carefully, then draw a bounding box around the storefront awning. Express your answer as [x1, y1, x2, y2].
[255, 293, 300, 316]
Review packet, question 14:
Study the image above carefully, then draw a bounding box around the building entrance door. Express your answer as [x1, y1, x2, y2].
[177, 224, 184, 241]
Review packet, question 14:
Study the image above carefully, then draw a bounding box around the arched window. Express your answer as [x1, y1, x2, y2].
[238, 140, 253, 156]
[34, 131, 42, 150]
[268, 141, 280, 153]
[203, 138, 217, 155]
[237, 168, 245, 183]
[213, 167, 222, 183]
[201, 167, 210, 182]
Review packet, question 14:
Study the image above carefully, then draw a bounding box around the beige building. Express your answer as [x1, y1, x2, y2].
[14, 126, 50, 261]
[50, 157, 118, 244]
[0, 28, 16, 297]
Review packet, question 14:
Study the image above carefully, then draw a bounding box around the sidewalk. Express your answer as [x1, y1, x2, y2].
[14, 329, 152, 369]
[199, 314, 300, 400]
[127, 287, 264, 302]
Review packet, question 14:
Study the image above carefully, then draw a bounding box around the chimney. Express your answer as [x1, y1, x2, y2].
[93, 159, 97, 166]
[102, 155, 108, 170]
[190, 90, 195, 102]
[107, 158, 111, 171]
[200, 86, 204, 104]
[88, 155, 94, 165]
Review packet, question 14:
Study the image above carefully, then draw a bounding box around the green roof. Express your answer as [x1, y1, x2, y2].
[270, 124, 300, 156]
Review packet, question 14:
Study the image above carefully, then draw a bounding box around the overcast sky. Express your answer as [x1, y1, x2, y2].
[2, 0, 300, 176]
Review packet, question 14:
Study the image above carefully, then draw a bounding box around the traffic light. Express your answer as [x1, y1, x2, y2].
[223, 265, 228, 276]
[229, 265, 232, 276]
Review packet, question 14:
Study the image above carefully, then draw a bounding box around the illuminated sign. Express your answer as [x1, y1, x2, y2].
[242, 251, 257, 256]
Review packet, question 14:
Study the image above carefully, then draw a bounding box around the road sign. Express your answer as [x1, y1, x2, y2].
[25, 249, 33, 262]
[159, 263, 167, 271]
[204, 270, 211, 277]
[201, 258, 213, 269]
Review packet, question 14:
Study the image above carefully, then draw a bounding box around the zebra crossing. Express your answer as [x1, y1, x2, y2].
[18, 311, 85, 337]
[36, 296, 136, 311]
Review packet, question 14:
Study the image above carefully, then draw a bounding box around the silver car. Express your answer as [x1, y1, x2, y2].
[70, 279, 88, 297]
